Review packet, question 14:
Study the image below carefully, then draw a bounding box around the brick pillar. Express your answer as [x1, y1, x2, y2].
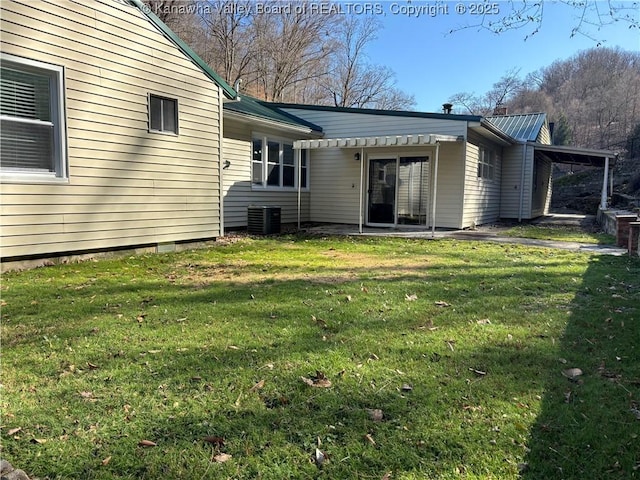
[629, 222, 640, 257]
[616, 215, 639, 248]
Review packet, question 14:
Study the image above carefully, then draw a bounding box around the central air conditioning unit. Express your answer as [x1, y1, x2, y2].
[247, 206, 281, 235]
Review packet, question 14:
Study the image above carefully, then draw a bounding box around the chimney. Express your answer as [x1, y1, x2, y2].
[492, 104, 507, 116]
[442, 103, 453, 114]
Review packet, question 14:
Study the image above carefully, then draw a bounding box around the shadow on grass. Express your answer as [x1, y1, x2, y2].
[522, 255, 640, 479]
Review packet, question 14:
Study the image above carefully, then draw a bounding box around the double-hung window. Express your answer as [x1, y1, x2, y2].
[477, 146, 495, 180]
[149, 94, 178, 134]
[0, 53, 67, 181]
[252, 134, 308, 189]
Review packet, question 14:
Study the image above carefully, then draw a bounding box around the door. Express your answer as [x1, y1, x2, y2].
[397, 156, 429, 225]
[367, 156, 430, 226]
[367, 158, 396, 224]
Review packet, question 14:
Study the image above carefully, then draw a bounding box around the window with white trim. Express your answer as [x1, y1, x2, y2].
[149, 94, 178, 134]
[252, 134, 308, 189]
[477, 146, 495, 180]
[0, 53, 67, 180]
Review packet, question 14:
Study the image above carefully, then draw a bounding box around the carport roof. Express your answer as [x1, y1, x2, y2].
[531, 143, 617, 167]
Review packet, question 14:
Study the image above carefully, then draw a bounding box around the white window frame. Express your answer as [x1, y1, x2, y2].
[251, 133, 309, 191]
[148, 93, 178, 135]
[0, 53, 68, 183]
[477, 145, 496, 181]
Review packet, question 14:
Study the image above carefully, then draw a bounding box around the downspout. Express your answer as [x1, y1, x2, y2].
[218, 86, 225, 237]
[297, 148, 301, 230]
[600, 156, 610, 210]
[359, 147, 364, 234]
[518, 142, 527, 222]
[431, 141, 440, 238]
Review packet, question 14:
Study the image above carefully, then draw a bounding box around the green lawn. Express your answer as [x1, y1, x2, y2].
[1, 236, 638, 479]
[503, 224, 616, 244]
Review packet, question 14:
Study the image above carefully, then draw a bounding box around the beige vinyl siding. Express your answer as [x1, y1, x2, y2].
[222, 119, 310, 228]
[537, 123, 552, 145]
[499, 143, 536, 220]
[499, 144, 525, 219]
[280, 108, 467, 227]
[1, 0, 222, 258]
[430, 142, 466, 229]
[531, 156, 552, 217]
[462, 133, 502, 227]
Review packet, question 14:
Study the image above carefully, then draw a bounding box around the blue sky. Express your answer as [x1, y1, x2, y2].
[360, 1, 640, 112]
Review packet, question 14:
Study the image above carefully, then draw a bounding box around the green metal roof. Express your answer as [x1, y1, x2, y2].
[486, 113, 547, 142]
[129, 0, 237, 99]
[225, 97, 323, 133]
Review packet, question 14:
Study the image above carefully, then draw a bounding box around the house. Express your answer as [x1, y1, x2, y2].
[223, 102, 616, 233]
[222, 95, 323, 229]
[1, 0, 616, 270]
[0, 0, 237, 268]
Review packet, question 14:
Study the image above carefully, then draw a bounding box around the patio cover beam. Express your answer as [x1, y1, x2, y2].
[293, 134, 462, 150]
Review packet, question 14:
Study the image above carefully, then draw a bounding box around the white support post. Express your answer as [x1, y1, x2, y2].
[600, 156, 610, 210]
[296, 148, 301, 230]
[359, 147, 364, 234]
[431, 142, 440, 238]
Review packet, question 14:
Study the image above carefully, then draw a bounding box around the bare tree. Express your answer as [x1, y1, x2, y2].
[250, 1, 339, 101]
[321, 15, 415, 109]
[449, 68, 524, 115]
[196, 1, 256, 87]
[449, 1, 639, 44]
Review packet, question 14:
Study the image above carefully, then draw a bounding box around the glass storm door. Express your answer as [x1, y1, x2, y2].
[367, 158, 397, 225]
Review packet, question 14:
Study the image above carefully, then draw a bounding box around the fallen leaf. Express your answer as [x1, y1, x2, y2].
[400, 384, 413, 392]
[31, 438, 47, 444]
[7, 427, 22, 436]
[313, 448, 327, 468]
[345, 295, 352, 302]
[87, 362, 99, 369]
[213, 453, 232, 463]
[381, 472, 393, 480]
[228, 345, 240, 350]
[101, 456, 112, 466]
[476, 318, 491, 325]
[203, 436, 225, 447]
[469, 368, 487, 376]
[301, 372, 332, 388]
[435, 301, 450, 307]
[138, 439, 157, 447]
[364, 433, 376, 446]
[562, 368, 583, 380]
[250, 379, 265, 392]
[405, 293, 418, 301]
[79, 391, 94, 398]
[367, 408, 384, 421]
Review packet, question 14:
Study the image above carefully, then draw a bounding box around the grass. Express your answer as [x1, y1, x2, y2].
[503, 224, 616, 244]
[1, 235, 639, 479]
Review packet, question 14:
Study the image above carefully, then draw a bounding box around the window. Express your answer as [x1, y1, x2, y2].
[149, 94, 177, 134]
[0, 53, 66, 180]
[252, 138, 263, 185]
[477, 146, 495, 180]
[251, 134, 308, 189]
